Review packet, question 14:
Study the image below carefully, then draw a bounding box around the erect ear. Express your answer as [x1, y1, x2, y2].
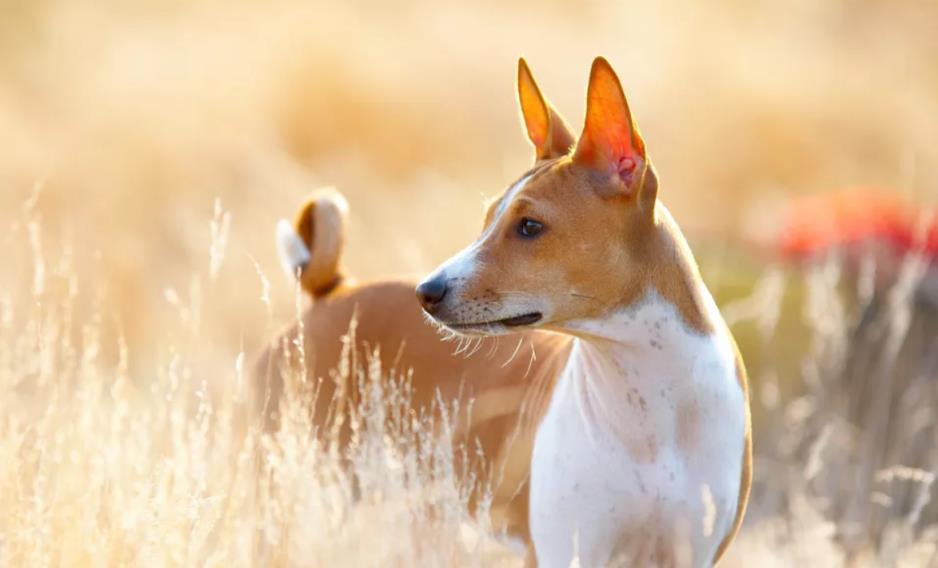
[573, 57, 648, 195]
[517, 58, 575, 161]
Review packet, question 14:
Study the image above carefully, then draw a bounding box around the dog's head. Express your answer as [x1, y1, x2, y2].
[418, 57, 665, 336]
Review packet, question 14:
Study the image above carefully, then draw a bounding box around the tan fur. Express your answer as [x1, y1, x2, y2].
[293, 189, 347, 297]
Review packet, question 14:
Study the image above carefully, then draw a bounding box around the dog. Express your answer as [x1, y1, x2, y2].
[416, 57, 751, 567]
[258, 57, 751, 567]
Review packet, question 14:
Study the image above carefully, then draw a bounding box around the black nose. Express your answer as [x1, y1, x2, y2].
[415, 278, 448, 311]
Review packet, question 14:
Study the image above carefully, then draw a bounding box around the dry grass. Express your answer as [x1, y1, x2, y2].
[0, 207, 518, 566]
[2, 0, 938, 565]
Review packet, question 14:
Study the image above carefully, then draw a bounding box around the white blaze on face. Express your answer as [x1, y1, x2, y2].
[429, 172, 536, 284]
[276, 219, 311, 278]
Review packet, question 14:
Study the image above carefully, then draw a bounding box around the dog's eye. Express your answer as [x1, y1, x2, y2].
[518, 217, 544, 238]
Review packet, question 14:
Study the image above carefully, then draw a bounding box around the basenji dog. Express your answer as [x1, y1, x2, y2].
[416, 57, 751, 567]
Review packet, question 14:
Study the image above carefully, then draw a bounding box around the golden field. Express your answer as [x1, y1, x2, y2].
[1, 0, 938, 565]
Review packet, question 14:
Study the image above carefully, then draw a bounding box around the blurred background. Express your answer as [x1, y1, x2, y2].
[2, 0, 938, 564]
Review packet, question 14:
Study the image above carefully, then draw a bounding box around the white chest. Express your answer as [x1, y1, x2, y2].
[529, 297, 746, 568]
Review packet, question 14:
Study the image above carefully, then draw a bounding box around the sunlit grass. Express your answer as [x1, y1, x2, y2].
[0, 210, 516, 566]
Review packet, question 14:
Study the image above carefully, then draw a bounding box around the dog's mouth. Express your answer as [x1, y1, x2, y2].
[442, 311, 543, 331]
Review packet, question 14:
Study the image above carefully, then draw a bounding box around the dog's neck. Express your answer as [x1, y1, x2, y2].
[550, 288, 726, 443]
[562, 288, 719, 369]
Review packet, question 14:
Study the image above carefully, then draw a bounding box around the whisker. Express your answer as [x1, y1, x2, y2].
[494, 290, 536, 297]
[467, 337, 484, 358]
[454, 336, 471, 356]
[525, 340, 537, 378]
[570, 292, 605, 305]
[486, 335, 500, 359]
[462, 336, 476, 358]
[502, 336, 525, 368]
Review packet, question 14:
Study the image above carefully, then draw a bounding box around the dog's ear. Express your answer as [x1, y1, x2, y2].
[517, 58, 575, 162]
[573, 57, 648, 196]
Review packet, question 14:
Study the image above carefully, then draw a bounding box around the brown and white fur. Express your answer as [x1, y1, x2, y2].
[257, 60, 750, 566]
[258, 57, 751, 567]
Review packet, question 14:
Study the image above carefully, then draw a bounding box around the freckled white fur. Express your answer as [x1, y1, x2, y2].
[530, 291, 745, 567]
[276, 219, 311, 277]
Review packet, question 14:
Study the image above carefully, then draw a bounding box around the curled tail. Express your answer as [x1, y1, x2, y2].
[276, 188, 349, 298]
